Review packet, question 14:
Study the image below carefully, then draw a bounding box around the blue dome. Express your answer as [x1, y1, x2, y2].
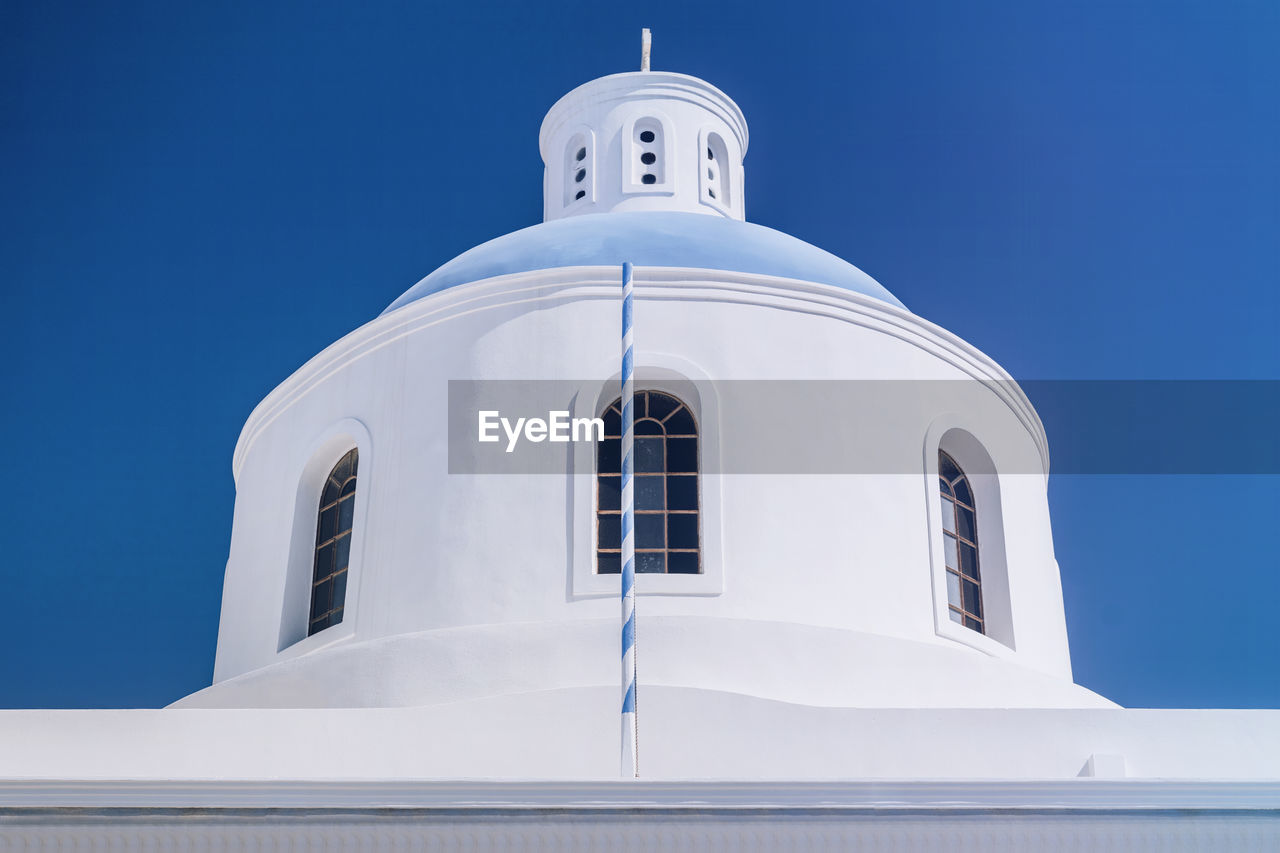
[384, 211, 904, 314]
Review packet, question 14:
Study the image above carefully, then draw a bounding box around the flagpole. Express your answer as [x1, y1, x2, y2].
[620, 261, 638, 778]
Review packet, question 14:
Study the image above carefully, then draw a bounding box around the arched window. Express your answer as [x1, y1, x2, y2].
[939, 450, 983, 633]
[703, 131, 729, 207]
[309, 448, 358, 635]
[596, 391, 699, 575]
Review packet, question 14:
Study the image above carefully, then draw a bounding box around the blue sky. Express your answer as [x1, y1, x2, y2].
[2, 1, 1276, 709]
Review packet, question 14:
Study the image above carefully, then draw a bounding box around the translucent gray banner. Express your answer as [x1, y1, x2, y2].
[446, 380, 1280, 475]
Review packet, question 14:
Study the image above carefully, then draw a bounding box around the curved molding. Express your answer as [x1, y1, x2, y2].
[540, 72, 749, 157]
[232, 266, 1049, 482]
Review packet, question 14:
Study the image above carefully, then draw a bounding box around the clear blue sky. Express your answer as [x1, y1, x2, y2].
[2, 1, 1276, 709]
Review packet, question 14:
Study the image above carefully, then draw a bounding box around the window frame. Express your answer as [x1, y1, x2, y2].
[594, 390, 702, 577]
[562, 128, 595, 211]
[307, 448, 358, 636]
[923, 415, 1017, 656]
[698, 128, 734, 217]
[621, 112, 676, 196]
[569, 356, 723, 598]
[277, 418, 373, 656]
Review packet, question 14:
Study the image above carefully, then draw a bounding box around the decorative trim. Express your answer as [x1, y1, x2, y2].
[1, 779, 1277, 811]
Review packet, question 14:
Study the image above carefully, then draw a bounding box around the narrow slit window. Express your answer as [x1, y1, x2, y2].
[704, 132, 729, 208]
[939, 450, 983, 633]
[596, 391, 699, 575]
[309, 448, 357, 635]
[633, 119, 665, 187]
[565, 133, 591, 207]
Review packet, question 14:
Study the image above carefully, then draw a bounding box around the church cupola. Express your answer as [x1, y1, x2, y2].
[539, 38, 748, 222]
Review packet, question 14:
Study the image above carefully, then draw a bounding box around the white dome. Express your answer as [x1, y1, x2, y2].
[179, 69, 1115, 772]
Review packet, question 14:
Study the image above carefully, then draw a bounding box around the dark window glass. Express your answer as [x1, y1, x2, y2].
[666, 475, 698, 511]
[939, 450, 983, 635]
[640, 129, 656, 143]
[668, 514, 698, 549]
[596, 391, 701, 575]
[309, 448, 358, 636]
[668, 551, 699, 574]
[597, 476, 621, 511]
[636, 514, 665, 549]
[641, 152, 656, 165]
[636, 476, 664, 510]
[641, 174, 657, 185]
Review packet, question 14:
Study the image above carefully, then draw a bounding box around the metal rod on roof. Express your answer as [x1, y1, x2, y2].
[641, 29, 651, 72]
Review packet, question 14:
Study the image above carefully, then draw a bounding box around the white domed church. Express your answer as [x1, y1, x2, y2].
[2, 48, 1277, 850]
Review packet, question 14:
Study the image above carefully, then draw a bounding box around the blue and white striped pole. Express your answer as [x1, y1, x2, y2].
[620, 261, 638, 777]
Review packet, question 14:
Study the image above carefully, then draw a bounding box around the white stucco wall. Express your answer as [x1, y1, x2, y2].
[189, 265, 1103, 716]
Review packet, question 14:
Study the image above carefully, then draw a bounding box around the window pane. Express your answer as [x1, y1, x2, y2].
[597, 476, 620, 511]
[597, 552, 621, 574]
[647, 392, 678, 422]
[310, 613, 330, 632]
[597, 436, 620, 472]
[943, 533, 958, 570]
[949, 608, 963, 624]
[318, 506, 338, 543]
[667, 475, 697, 510]
[956, 505, 976, 542]
[964, 616, 982, 632]
[636, 437, 664, 473]
[667, 438, 697, 472]
[939, 451, 961, 483]
[322, 480, 340, 506]
[311, 579, 332, 617]
[636, 514, 665, 549]
[946, 571, 961, 608]
[940, 496, 955, 534]
[664, 407, 695, 435]
[335, 533, 351, 571]
[951, 475, 972, 506]
[635, 418, 663, 436]
[332, 570, 347, 610]
[668, 551, 699, 574]
[602, 406, 621, 437]
[637, 552, 664, 573]
[314, 542, 335, 579]
[330, 608, 344, 627]
[332, 453, 353, 484]
[668, 514, 698, 549]
[636, 476, 664, 510]
[598, 515, 621, 550]
[939, 476, 953, 498]
[337, 495, 355, 534]
[963, 578, 982, 617]
[959, 542, 979, 580]
[340, 477, 357, 498]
